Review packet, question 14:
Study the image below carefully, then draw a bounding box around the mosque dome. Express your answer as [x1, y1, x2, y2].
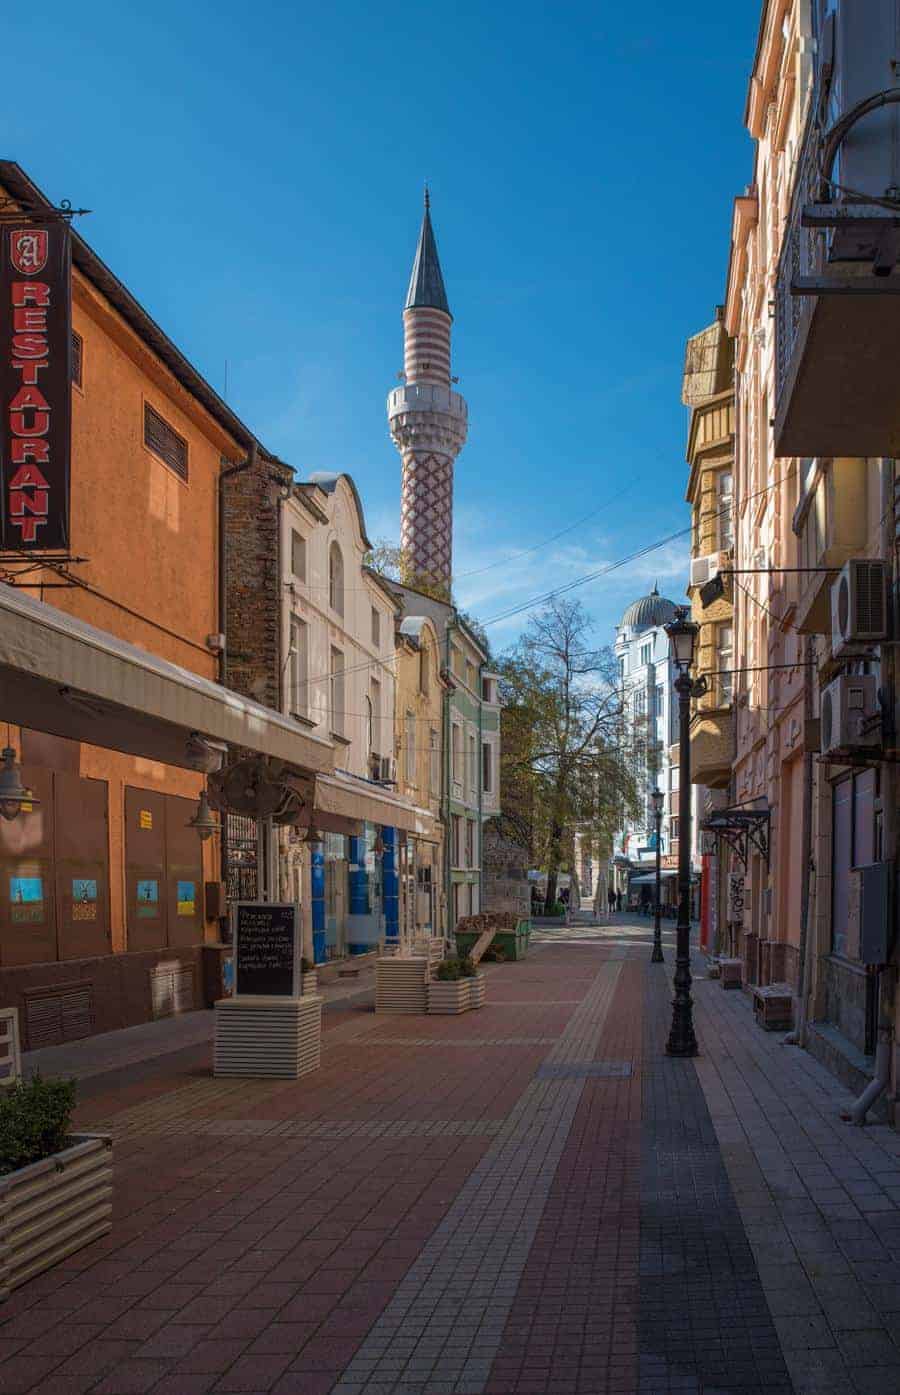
[620, 585, 678, 632]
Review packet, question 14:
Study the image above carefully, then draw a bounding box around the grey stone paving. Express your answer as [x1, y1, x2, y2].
[694, 973, 900, 1395]
[639, 966, 794, 1395]
[330, 958, 624, 1395]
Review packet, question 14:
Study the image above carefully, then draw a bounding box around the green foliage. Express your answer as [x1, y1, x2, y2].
[435, 957, 462, 981]
[301, 957, 314, 974]
[497, 596, 639, 893]
[458, 955, 477, 978]
[549, 902, 566, 917]
[0, 1075, 76, 1176]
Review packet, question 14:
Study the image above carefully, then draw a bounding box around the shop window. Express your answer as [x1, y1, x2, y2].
[144, 403, 188, 481]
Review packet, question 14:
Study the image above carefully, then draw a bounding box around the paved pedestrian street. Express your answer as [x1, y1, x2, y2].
[5, 921, 900, 1395]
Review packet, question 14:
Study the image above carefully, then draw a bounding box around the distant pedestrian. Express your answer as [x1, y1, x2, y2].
[615, 890, 623, 913]
[607, 887, 615, 913]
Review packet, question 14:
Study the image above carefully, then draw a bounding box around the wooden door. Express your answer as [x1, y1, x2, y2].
[0, 766, 56, 966]
[55, 773, 110, 961]
[125, 787, 167, 950]
[164, 793, 203, 947]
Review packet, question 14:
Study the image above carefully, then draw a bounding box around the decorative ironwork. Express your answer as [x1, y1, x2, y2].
[700, 805, 770, 869]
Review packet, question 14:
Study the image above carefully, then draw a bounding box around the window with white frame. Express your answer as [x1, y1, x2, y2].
[291, 530, 306, 581]
[330, 647, 345, 735]
[466, 818, 476, 869]
[718, 470, 734, 551]
[405, 711, 416, 787]
[329, 542, 344, 616]
[452, 814, 462, 867]
[634, 687, 647, 720]
[430, 729, 439, 796]
[717, 623, 734, 705]
[452, 723, 462, 786]
[289, 616, 308, 718]
[482, 741, 492, 794]
[467, 731, 476, 798]
[640, 642, 652, 667]
[370, 677, 381, 754]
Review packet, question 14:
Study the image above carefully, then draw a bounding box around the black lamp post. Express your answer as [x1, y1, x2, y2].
[650, 786, 664, 963]
[663, 607, 704, 1057]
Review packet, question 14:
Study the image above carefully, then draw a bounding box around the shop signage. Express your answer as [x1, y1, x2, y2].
[0, 221, 72, 550]
[234, 902, 298, 997]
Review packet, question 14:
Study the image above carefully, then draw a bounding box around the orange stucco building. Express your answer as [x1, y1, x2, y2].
[0, 161, 264, 1042]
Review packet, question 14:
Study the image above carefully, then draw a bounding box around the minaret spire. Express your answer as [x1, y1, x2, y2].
[387, 193, 467, 596]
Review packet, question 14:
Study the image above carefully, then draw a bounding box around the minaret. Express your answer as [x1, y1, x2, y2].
[388, 191, 467, 595]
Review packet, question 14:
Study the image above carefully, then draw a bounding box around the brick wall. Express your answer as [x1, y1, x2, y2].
[223, 453, 292, 709]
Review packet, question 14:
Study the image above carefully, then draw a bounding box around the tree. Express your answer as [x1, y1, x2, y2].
[497, 597, 638, 914]
[365, 537, 451, 603]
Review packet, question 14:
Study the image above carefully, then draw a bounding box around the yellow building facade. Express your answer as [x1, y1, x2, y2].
[394, 614, 446, 942]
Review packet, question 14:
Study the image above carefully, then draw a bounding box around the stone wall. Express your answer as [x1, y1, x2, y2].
[222, 451, 292, 709]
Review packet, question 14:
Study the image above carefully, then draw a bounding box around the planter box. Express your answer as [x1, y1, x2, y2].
[0, 1134, 112, 1300]
[214, 995, 322, 1078]
[428, 973, 486, 1015]
[375, 957, 429, 1014]
[301, 971, 318, 997]
[720, 958, 743, 990]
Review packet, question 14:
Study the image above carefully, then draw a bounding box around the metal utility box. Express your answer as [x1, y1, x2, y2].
[859, 860, 894, 966]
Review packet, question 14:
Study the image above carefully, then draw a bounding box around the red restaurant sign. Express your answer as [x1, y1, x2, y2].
[0, 221, 72, 550]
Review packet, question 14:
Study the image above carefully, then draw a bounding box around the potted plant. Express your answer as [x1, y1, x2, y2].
[0, 1076, 112, 1300]
[428, 955, 485, 1014]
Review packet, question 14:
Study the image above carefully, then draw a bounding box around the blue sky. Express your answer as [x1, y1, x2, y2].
[2, 0, 759, 653]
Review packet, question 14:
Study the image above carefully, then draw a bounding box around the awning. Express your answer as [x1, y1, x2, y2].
[700, 802, 770, 868]
[314, 770, 426, 835]
[630, 871, 678, 885]
[0, 584, 334, 776]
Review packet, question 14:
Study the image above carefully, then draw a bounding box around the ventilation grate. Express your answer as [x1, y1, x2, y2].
[24, 982, 93, 1050]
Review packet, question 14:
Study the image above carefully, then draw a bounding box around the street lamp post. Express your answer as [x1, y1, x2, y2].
[663, 608, 704, 1057]
[650, 787, 664, 963]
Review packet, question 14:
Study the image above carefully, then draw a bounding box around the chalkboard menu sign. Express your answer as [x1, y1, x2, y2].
[234, 902, 298, 997]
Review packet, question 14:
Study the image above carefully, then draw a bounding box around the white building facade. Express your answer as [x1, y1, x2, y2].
[612, 589, 681, 905]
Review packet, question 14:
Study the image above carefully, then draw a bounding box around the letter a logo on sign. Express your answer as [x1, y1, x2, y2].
[10, 229, 48, 275]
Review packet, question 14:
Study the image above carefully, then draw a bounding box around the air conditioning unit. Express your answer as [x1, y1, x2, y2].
[831, 559, 889, 658]
[378, 755, 397, 783]
[690, 552, 726, 588]
[820, 674, 880, 756]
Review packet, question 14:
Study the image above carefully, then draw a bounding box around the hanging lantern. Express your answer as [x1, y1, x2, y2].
[187, 788, 218, 842]
[0, 747, 38, 822]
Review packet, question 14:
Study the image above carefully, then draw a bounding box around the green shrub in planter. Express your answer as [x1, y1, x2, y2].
[549, 901, 566, 916]
[435, 957, 462, 981]
[0, 1075, 76, 1177]
[458, 956, 477, 978]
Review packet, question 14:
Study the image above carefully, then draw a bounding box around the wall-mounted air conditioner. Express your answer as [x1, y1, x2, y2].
[831, 558, 889, 659]
[820, 674, 880, 756]
[690, 552, 727, 588]
[379, 755, 397, 783]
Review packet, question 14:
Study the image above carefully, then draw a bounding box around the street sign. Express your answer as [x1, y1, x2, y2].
[234, 902, 298, 997]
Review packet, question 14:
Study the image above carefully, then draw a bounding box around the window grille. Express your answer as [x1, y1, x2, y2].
[144, 403, 188, 480]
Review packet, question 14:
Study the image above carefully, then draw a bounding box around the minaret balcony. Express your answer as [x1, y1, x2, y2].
[387, 383, 467, 426]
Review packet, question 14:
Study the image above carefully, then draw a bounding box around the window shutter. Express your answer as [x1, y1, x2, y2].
[144, 403, 189, 481]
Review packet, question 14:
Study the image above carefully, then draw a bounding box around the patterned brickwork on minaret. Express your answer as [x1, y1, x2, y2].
[388, 192, 467, 594]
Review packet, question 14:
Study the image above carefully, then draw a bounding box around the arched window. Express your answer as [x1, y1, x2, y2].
[329, 541, 344, 616]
